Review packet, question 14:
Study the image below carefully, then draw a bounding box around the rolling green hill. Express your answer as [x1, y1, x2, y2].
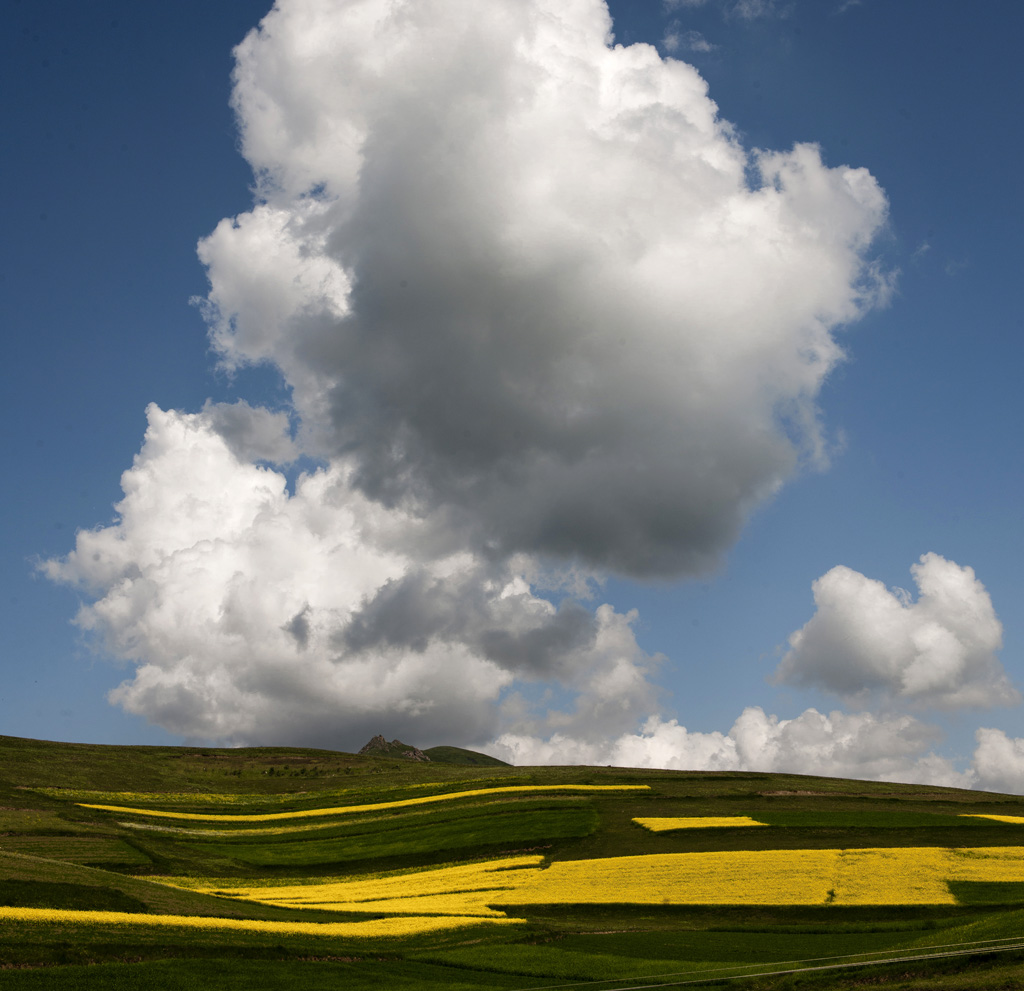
[422, 745, 510, 766]
[3, 733, 1024, 989]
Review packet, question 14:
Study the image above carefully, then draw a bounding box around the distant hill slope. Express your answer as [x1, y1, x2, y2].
[357, 734, 510, 766]
[423, 745, 510, 767]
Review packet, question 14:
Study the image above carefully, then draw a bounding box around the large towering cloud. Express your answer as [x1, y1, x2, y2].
[200, 0, 890, 577]
[45, 0, 894, 755]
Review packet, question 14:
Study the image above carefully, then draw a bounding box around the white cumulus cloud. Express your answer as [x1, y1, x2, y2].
[41, 405, 662, 750]
[663, 26, 717, 54]
[774, 554, 1017, 709]
[492, 706, 975, 788]
[972, 728, 1024, 795]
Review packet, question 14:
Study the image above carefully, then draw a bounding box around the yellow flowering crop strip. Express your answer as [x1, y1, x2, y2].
[499, 850, 841, 906]
[633, 816, 768, 831]
[203, 855, 545, 918]
[0, 906, 523, 937]
[77, 784, 649, 822]
[494, 847, 1024, 908]
[961, 814, 1024, 825]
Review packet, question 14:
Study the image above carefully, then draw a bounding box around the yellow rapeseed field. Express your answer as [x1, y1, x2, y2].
[186, 847, 1024, 917]
[633, 817, 768, 831]
[830, 847, 955, 905]
[14, 845, 1024, 946]
[0, 906, 522, 936]
[493, 847, 1024, 908]
[202, 855, 545, 918]
[497, 850, 841, 906]
[77, 784, 649, 822]
[947, 846, 1024, 881]
[960, 814, 1024, 825]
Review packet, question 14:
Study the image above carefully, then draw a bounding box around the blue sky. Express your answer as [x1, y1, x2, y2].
[3, 0, 1023, 788]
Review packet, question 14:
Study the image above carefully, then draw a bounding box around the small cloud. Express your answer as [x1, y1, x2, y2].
[664, 0, 790, 18]
[945, 257, 970, 276]
[684, 29, 717, 52]
[663, 24, 717, 54]
[835, 0, 864, 12]
[911, 240, 931, 261]
[729, 0, 792, 19]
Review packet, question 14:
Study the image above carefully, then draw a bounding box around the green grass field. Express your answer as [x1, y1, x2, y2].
[5, 733, 1024, 989]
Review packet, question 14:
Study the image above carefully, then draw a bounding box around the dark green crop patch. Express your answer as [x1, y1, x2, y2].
[184, 806, 597, 868]
[0, 880, 150, 913]
[946, 880, 1024, 906]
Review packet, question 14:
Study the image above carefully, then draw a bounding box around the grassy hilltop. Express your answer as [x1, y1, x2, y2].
[4, 734, 1024, 989]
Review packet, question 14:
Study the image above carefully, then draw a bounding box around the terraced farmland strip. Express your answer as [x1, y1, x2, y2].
[415, 943, 742, 983]
[0, 905, 524, 937]
[0, 837, 150, 865]
[414, 929, 938, 983]
[0, 809, 100, 833]
[0, 957, 536, 990]
[116, 796, 585, 838]
[0, 879, 149, 913]
[185, 806, 597, 867]
[962, 814, 1024, 825]
[0, 850, 404, 922]
[78, 784, 649, 822]
[494, 847, 1024, 907]
[201, 855, 544, 918]
[551, 927, 917, 963]
[947, 880, 1024, 905]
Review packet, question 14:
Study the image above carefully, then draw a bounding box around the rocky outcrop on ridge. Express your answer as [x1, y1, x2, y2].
[358, 734, 431, 761]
